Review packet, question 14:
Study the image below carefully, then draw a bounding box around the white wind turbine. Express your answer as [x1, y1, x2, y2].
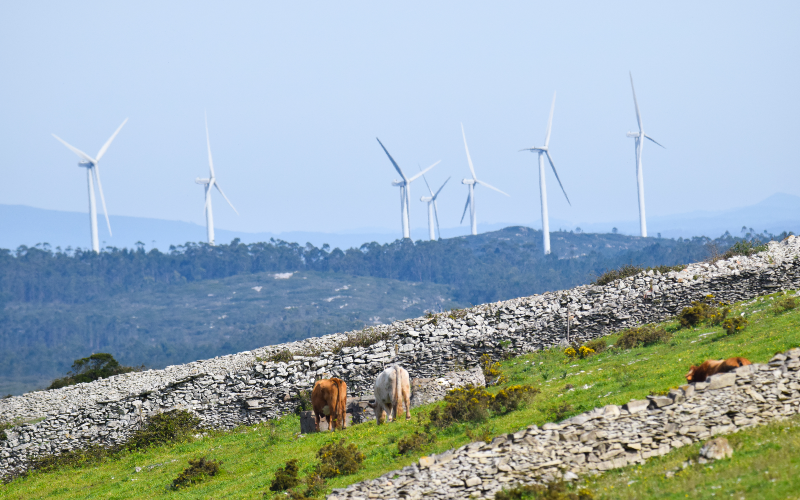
[196, 115, 238, 245]
[52, 119, 128, 253]
[460, 123, 509, 236]
[627, 73, 665, 237]
[519, 92, 571, 255]
[420, 174, 450, 241]
[376, 138, 439, 239]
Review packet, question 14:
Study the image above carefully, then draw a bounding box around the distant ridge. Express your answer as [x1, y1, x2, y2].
[1, 193, 798, 252]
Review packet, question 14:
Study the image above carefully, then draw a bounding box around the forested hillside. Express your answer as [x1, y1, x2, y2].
[0, 226, 780, 394]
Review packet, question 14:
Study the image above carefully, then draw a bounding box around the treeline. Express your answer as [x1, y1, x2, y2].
[0, 228, 783, 306]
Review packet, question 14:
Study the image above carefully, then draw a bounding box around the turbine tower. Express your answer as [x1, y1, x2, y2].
[196, 115, 238, 245]
[420, 174, 450, 241]
[627, 73, 665, 237]
[376, 138, 439, 239]
[459, 123, 509, 236]
[52, 118, 128, 253]
[519, 92, 571, 255]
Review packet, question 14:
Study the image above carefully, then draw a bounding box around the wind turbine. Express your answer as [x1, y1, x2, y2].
[459, 123, 509, 236]
[627, 73, 665, 237]
[376, 138, 439, 239]
[52, 118, 128, 253]
[420, 174, 450, 241]
[196, 115, 238, 245]
[519, 92, 571, 255]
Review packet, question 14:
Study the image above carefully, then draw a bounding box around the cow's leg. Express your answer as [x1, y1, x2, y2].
[314, 412, 320, 432]
[377, 402, 387, 425]
[403, 389, 411, 420]
[388, 402, 395, 423]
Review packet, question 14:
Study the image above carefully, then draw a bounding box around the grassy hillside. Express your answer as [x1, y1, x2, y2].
[3, 291, 800, 499]
[0, 270, 461, 395]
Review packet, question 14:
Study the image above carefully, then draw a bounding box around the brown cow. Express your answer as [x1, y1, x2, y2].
[685, 357, 752, 383]
[311, 377, 348, 431]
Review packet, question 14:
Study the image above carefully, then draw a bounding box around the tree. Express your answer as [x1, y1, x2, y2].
[47, 353, 141, 390]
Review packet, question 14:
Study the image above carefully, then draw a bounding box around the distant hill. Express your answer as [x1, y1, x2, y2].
[2, 193, 799, 251]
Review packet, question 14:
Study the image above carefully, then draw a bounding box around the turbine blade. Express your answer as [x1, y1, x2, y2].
[645, 135, 666, 148]
[545, 150, 571, 206]
[460, 193, 471, 224]
[419, 164, 434, 196]
[630, 72, 643, 133]
[213, 181, 239, 215]
[475, 179, 510, 197]
[376, 138, 407, 182]
[407, 160, 439, 183]
[518, 148, 536, 152]
[461, 123, 477, 180]
[544, 92, 556, 147]
[205, 112, 216, 178]
[52, 134, 95, 163]
[96, 118, 128, 161]
[92, 165, 113, 236]
[433, 176, 450, 200]
[433, 199, 441, 239]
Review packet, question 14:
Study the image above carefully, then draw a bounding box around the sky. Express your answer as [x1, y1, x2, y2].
[1, 1, 798, 239]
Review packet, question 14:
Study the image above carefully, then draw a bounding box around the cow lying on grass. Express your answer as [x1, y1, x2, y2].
[311, 377, 348, 431]
[370, 364, 411, 424]
[686, 357, 752, 382]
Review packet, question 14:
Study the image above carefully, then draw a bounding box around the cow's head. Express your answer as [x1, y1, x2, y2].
[685, 366, 698, 382]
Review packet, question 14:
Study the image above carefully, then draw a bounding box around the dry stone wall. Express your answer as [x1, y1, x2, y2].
[3, 237, 800, 480]
[328, 348, 800, 499]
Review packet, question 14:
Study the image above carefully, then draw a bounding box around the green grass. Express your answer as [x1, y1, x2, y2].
[3, 291, 800, 499]
[583, 414, 800, 499]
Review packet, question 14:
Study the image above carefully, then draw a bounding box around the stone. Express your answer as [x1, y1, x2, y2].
[624, 400, 649, 414]
[699, 437, 733, 460]
[465, 476, 482, 487]
[706, 373, 736, 390]
[418, 456, 435, 467]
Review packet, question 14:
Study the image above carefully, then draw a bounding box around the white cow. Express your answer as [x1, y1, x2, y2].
[372, 364, 411, 424]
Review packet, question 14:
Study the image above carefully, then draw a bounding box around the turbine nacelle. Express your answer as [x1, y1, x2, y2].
[391, 179, 405, 187]
[78, 160, 94, 168]
[420, 195, 433, 202]
[461, 178, 475, 185]
[626, 132, 640, 138]
[196, 178, 210, 185]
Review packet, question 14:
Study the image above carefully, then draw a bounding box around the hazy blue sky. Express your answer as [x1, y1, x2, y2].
[1, 1, 798, 238]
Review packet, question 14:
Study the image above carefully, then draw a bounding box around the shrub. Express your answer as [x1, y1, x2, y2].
[584, 338, 606, 354]
[493, 385, 540, 413]
[30, 445, 116, 473]
[481, 354, 508, 386]
[126, 409, 201, 451]
[332, 327, 393, 354]
[266, 349, 294, 363]
[316, 439, 365, 478]
[616, 325, 672, 349]
[496, 480, 594, 500]
[722, 239, 768, 260]
[772, 296, 799, 315]
[0, 422, 13, 442]
[47, 353, 142, 390]
[170, 456, 222, 490]
[548, 403, 574, 422]
[397, 431, 435, 454]
[678, 295, 730, 328]
[428, 384, 539, 429]
[722, 317, 748, 335]
[294, 390, 312, 415]
[270, 459, 300, 491]
[593, 264, 686, 287]
[428, 385, 494, 428]
[288, 472, 327, 500]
